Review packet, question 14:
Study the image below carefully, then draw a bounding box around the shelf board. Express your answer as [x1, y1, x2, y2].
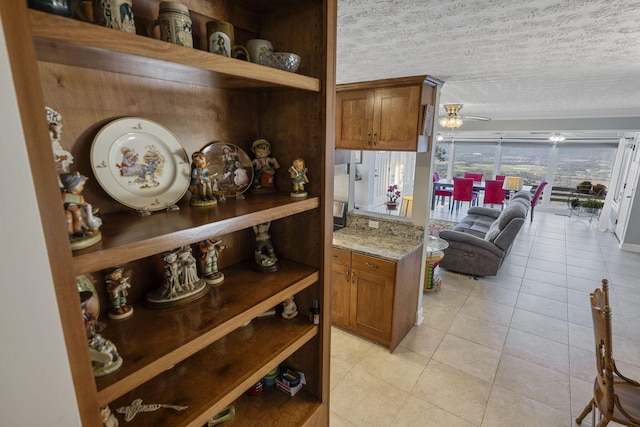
[29, 10, 320, 92]
[72, 194, 319, 275]
[96, 260, 319, 406]
[108, 316, 318, 427]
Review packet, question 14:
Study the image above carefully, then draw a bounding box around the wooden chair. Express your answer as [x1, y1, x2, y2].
[451, 177, 478, 212]
[482, 179, 506, 208]
[576, 279, 640, 427]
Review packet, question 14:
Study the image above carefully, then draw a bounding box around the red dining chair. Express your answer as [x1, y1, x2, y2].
[464, 173, 483, 182]
[530, 180, 548, 222]
[451, 177, 478, 212]
[483, 179, 506, 209]
[433, 172, 453, 206]
[495, 175, 506, 182]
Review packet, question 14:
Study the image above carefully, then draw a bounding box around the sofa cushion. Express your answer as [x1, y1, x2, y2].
[484, 202, 528, 243]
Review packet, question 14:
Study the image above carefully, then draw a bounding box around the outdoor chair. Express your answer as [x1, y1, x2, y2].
[576, 279, 640, 427]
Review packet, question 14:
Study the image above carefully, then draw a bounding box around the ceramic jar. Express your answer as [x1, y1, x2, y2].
[148, 1, 193, 48]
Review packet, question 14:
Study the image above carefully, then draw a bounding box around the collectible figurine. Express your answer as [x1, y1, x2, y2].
[147, 247, 209, 307]
[251, 139, 280, 191]
[289, 157, 309, 198]
[60, 172, 102, 250]
[105, 267, 133, 320]
[190, 151, 217, 206]
[221, 144, 240, 185]
[80, 291, 122, 377]
[46, 106, 74, 180]
[281, 296, 298, 319]
[252, 222, 279, 272]
[100, 405, 119, 427]
[198, 238, 226, 285]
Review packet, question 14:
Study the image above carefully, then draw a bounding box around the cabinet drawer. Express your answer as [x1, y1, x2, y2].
[332, 248, 352, 266]
[352, 253, 396, 278]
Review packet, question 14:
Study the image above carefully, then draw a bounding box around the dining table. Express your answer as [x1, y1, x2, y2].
[431, 179, 532, 210]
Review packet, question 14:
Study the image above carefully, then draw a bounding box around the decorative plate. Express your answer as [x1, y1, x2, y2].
[91, 118, 191, 211]
[199, 142, 254, 197]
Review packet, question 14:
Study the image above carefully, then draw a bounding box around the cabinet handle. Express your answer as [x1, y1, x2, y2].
[367, 132, 372, 147]
[365, 262, 378, 269]
[373, 132, 377, 146]
[351, 272, 355, 283]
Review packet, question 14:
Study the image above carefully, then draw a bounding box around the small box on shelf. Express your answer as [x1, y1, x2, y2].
[275, 369, 305, 397]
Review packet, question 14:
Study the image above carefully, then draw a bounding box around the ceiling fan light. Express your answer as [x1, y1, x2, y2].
[549, 133, 566, 142]
[439, 116, 464, 129]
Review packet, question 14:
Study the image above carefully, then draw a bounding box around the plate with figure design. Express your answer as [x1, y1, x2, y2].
[199, 142, 254, 198]
[91, 118, 191, 211]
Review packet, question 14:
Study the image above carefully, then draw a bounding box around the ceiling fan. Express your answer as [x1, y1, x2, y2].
[438, 104, 491, 129]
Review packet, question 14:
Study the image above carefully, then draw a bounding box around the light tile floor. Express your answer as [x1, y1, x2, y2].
[330, 206, 640, 427]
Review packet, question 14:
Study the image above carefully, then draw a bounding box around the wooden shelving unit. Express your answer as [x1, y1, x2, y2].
[4, 1, 335, 425]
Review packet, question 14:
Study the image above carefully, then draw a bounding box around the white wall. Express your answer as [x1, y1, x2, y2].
[0, 24, 81, 426]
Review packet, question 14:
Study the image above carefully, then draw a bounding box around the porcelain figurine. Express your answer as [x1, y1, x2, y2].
[100, 405, 119, 427]
[198, 238, 226, 285]
[46, 106, 75, 179]
[60, 172, 102, 250]
[250, 139, 280, 191]
[80, 291, 122, 377]
[289, 157, 309, 198]
[252, 222, 279, 272]
[281, 296, 298, 319]
[190, 151, 217, 206]
[105, 267, 133, 320]
[147, 246, 209, 307]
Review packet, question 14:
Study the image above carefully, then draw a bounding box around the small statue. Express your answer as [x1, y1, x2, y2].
[46, 106, 74, 180]
[251, 139, 280, 191]
[190, 151, 217, 206]
[105, 267, 133, 320]
[60, 172, 102, 250]
[252, 222, 279, 272]
[100, 405, 119, 427]
[281, 296, 298, 319]
[289, 157, 309, 198]
[147, 247, 209, 307]
[198, 239, 226, 285]
[80, 291, 122, 377]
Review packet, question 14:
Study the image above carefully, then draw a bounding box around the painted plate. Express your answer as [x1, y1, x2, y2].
[199, 142, 254, 197]
[91, 118, 191, 211]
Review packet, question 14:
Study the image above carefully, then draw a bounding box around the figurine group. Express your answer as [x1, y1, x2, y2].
[47, 106, 103, 250]
[147, 246, 209, 306]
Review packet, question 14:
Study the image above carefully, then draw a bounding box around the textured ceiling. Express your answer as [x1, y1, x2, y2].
[336, 0, 640, 137]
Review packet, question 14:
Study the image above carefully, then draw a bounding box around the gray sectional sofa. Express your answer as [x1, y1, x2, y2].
[438, 191, 532, 277]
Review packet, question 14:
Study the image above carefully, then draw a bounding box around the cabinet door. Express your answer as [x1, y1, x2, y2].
[350, 268, 394, 344]
[372, 85, 421, 151]
[336, 89, 375, 149]
[330, 261, 351, 327]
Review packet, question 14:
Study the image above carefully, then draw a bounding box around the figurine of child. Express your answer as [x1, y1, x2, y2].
[289, 157, 309, 198]
[282, 296, 298, 319]
[60, 172, 102, 249]
[252, 222, 279, 271]
[251, 139, 280, 190]
[190, 151, 217, 206]
[81, 291, 122, 377]
[198, 239, 226, 285]
[105, 267, 133, 320]
[46, 106, 74, 179]
[178, 246, 200, 291]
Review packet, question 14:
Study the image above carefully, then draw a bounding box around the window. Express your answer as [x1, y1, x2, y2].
[500, 144, 550, 186]
[452, 144, 497, 179]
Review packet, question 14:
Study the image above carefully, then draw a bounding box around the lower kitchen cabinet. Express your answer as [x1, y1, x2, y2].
[330, 246, 422, 352]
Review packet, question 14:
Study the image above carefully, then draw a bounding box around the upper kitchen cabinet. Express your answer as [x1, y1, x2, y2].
[335, 76, 440, 152]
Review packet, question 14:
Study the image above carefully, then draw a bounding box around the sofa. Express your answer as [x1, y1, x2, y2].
[438, 191, 531, 276]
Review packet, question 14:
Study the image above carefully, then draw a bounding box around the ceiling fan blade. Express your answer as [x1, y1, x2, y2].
[461, 115, 491, 121]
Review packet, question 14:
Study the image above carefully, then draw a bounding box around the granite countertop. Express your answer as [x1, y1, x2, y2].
[333, 227, 423, 262]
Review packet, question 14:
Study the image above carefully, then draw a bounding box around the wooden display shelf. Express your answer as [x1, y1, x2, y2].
[108, 316, 318, 427]
[72, 195, 319, 275]
[226, 387, 321, 426]
[29, 10, 321, 92]
[95, 260, 319, 405]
